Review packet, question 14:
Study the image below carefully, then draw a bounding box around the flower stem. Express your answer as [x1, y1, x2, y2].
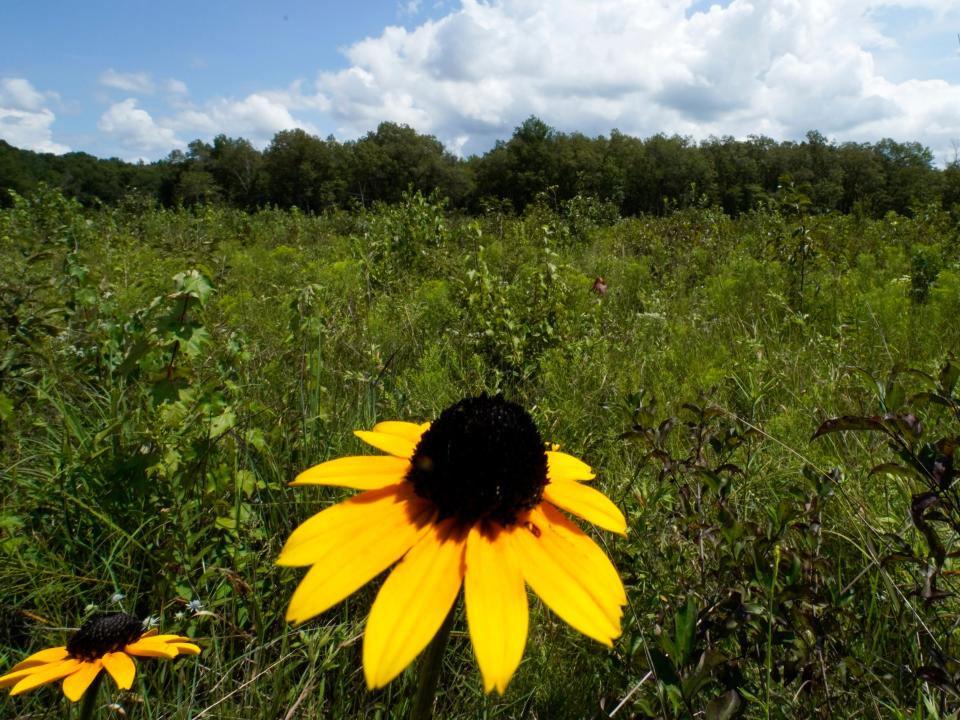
[409, 600, 457, 720]
[78, 670, 104, 720]
[764, 544, 781, 720]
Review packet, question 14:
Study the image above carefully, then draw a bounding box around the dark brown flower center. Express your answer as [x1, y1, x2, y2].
[405, 395, 548, 526]
[66, 613, 143, 661]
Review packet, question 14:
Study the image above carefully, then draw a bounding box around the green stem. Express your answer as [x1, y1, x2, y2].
[78, 670, 104, 720]
[764, 544, 781, 720]
[409, 600, 457, 720]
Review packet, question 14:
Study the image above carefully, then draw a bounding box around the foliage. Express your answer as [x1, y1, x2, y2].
[812, 358, 960, 706]
[1, 120, 954, 219]
[1, 188, 959, 718]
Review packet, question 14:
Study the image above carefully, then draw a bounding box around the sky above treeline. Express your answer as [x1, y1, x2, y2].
[2, 0, 959, 164]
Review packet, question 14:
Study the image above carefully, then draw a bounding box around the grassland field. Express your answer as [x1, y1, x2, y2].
[1, 186, 959, 719]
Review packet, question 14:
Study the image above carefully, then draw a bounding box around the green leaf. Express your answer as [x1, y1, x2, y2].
[705, 690, 742, 720]
[178, 325, 211, 359]
[846, 365, 883, 403]
[151, 376, 189, 405]
[0, 514, 24, 532]
[884, 382, 906, 412]
[245, 427, 267, 451]
[237, 469, 257, 497]
[673, 596, 698, 667]
[173, 269, 215, 307]
[210, 408, 236, 439]
[683, 650, 727, 698]
[811, 415, 889, 440]
[940, 360, 959, 397]
[74, 287, 98, 306]
[0, 393, 13, 423]
[93, 420, 123, 446]
[649, 648, 681, 688]
[909, 391, 956, 409]
[869, 463, 916, 482]
[116, 337, 153, 377]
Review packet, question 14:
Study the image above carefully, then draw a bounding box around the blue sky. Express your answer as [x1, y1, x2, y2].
[2, 0, 959, 163]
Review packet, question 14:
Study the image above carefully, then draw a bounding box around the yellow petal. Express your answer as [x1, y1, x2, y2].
[10, 658, 82, 696]
[169, 642, 201, 656]
[543, 480, 627, 535]
[513, 505, 623, 645]
[130, 634, 189, 643]
[371, 421, 430, 445]
[123, 640, 177, 659]
[546, 451, 595, 482]
[465, 523, 528, 694]
[62, 661, 102, 702]
[0, 665, 46, 689]
[126, 634, 198, 658]
[363, 518, 466, 689]
[0, 668, 33, 689]
[101, 652, 136, 690]
[279, 484, 427, 566]
[5, 646, 68, 674]
[292, 455, 411, 489]
[283, 485, 435, 624]
[353, 430, 416, 458]
[124, 636, 201, 658]
[541, 502, 627, 606]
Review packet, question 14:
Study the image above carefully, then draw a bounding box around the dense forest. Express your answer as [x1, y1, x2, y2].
[2, 117, 959, 217]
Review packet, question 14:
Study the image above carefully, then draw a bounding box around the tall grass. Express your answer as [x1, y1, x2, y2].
[1, 187, 959, 718]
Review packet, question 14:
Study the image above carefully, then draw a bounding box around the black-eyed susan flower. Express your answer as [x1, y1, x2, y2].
[279, 394, 627, 694]
[0, 613, 200, 701]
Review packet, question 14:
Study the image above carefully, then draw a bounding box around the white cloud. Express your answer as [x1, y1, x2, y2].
[166, 91, 320, 147]
[0, 77, 68, 153]
[98, 98, 183, 160]
[166, 79, 189, 95]
[91, 86, 320, 159]
[0, 77, 49, 111]
[309, 0, 960, 160]
[100, 69, 155, 94]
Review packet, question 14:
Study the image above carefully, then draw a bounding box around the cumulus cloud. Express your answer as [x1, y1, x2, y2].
[92, 83, 322, 159]
[0, 77, 68, 153]
[100, 69, 155, 94]
[1, 77, 49, 111]
[310, 0, 960, 159]
[166, 90, 321, 147]
[98, 98, 183, 159]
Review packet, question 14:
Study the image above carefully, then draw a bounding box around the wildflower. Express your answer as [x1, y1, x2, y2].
[0, 613, 200, 701]
[109, 593, 125, 605]
[185, 599, 204, 614]
[280, 395, 627, 693]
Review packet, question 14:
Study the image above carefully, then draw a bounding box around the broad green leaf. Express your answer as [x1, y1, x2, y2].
[705, 690, 742, 720]
[210, 408, 236, 439]
[0, 393, 12, 422]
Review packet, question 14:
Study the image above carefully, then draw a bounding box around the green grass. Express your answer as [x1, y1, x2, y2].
[1, 187, 959, 718]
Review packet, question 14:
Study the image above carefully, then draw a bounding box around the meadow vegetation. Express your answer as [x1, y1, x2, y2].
[1, 183, 959, 718]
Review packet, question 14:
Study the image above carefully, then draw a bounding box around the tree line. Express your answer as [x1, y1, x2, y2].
[2, 116, 958, 216]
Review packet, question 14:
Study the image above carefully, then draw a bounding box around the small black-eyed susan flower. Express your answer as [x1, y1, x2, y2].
[279, 394, 627, 693]
[0, 613, 200, 701]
